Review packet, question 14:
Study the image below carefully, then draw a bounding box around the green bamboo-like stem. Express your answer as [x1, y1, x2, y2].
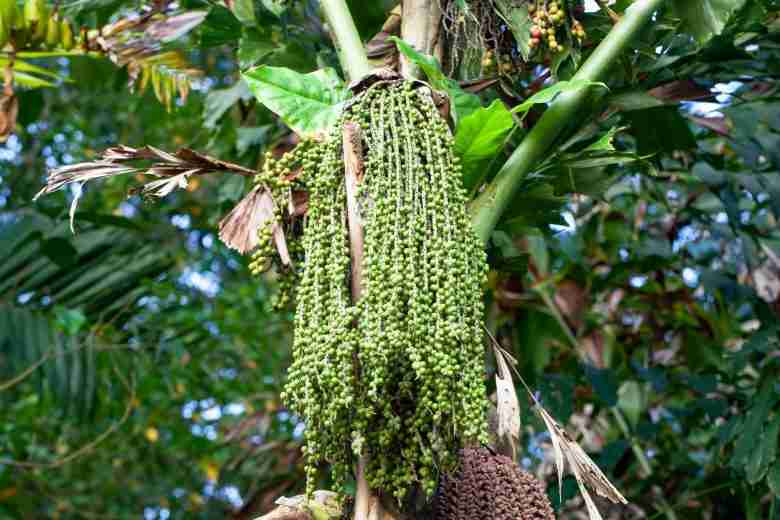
[469, 0, 666, 243]
[320, 0, 372, 81]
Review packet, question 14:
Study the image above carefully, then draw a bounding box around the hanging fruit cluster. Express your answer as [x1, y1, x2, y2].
[247, 145, 310, 311]
[0, 0, 76, 51]
[527, 0, 585, 54]
[255, 80, 489, 502]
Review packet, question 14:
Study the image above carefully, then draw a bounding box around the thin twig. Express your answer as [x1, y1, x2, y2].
[0, 353, 51, 392]
[0, 376, 136, 469]
[0, 338, 145, 392]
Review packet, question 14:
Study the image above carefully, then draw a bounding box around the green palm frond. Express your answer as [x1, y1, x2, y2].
[0, 209, 174, 418]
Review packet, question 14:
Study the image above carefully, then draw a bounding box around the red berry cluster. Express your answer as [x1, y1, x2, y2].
[527, 1, 585, 54]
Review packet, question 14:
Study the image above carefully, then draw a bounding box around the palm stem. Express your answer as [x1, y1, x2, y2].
[320, 0, 371, 81]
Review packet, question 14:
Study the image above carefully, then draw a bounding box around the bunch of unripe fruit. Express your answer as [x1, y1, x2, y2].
[527, 1, 585, 54]
[0, 0, 76, 51]
[480, 49, 517, 75]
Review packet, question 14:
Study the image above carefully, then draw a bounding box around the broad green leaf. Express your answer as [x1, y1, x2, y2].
[732, 380, 778, 468]
[624, 106, 697, 155]
[672, 0, 748, 45]
[203, 79, 253, 129]
[583, 127, 622, 152]
[511, 79, 608, 115]
[390, 36, 481, 123]
[638, 237, 673, 259]
[262, 41, 317, 71]
[236, 125, 272, 155]
[493, 0, 533, 61]
[546, 151, 643, 171]
[550, 46, 578, 79]
[608, 91, 665, 112]
[617, 381, 644, 428]
[200, 5, 243, 47]
[585, 365, 619, 406]
[231, 0, 256, 26]
[389, 36, 446, 83]
[546, 150, 643, 197]
[54, 307, 87, 336]
[526, 234, 549, 276]
[746, 415, 780, 485]
[769, 463, 780, 497]
[501, 183, 566, 230]
[218, 175, 246, 204]
[238, 28, 277, 68]
[454, 99, 514, 191]
[242, 66, 349, 138]
[261, 0, 287, 17]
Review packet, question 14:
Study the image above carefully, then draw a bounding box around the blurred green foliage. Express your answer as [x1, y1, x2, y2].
[0, 0, 779, 519]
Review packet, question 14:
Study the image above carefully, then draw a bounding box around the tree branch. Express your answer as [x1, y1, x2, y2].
[320, 0, 372, 81]
[469, 0, 666, 243]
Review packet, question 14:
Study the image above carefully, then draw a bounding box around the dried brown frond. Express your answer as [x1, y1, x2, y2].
[218, 185, 276, 256]
[86, 8, 206, 109]
[34, 145, 256, 231]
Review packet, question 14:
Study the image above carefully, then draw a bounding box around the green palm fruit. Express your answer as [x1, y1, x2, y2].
[59, 18, 72, 50]
[44, 12, 57, 48]
[276, 81, 489, 501]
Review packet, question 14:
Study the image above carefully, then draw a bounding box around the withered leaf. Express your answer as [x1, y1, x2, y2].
[145, 11, 208, 42]
[272, 222, 291, 266]
[494, 347, 521, 461]
[689, 115, 730, 136]
[36, 144, 257, 232]
[486, 327, 628, 520]
[754, 243, 780, 304]
[141, 170, 197, 197]
[34, 162, 139, 201]
[648, 80, 711, 103]
[460, 78, 500, 94]
[218, 185, 276, 255]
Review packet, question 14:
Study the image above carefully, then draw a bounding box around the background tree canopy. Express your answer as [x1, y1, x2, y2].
[1, 0, 779, 518]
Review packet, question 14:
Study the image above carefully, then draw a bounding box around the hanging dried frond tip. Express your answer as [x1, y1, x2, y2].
[487, 329, 628, 520]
